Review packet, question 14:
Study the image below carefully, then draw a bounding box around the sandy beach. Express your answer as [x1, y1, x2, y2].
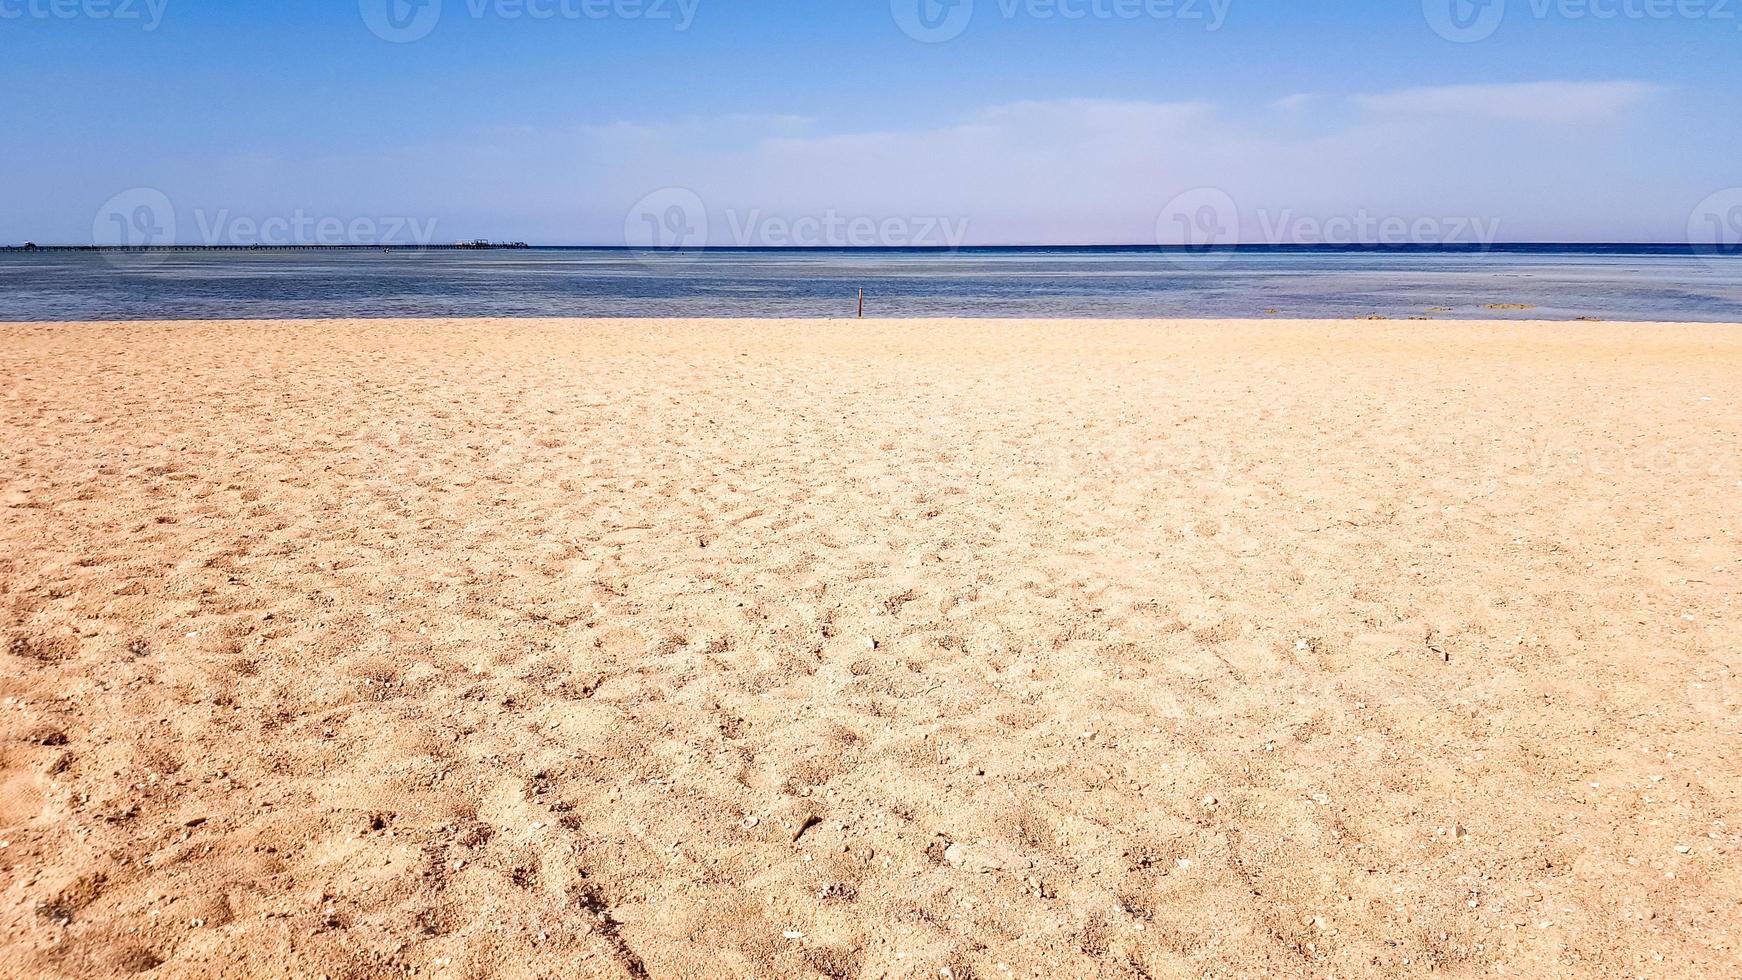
[1, 317, 1738, 978]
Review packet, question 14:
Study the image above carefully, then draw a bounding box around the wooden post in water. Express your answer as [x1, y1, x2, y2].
[857, 288, 864, 319]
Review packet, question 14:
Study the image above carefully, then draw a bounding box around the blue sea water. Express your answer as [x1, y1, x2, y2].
[3, 246, 1741, 321]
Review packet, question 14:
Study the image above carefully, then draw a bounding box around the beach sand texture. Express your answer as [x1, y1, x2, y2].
[2, 318, 1738, 978]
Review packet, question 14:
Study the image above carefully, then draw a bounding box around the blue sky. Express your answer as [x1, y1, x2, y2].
[3, 0, 1740, 244]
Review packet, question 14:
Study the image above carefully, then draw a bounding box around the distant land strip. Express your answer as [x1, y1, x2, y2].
[4, 243, 1737, 255]
[0, 243, 532, 252]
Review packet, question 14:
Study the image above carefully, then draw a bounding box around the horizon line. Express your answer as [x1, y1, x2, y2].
[3, 242, 1735, 253]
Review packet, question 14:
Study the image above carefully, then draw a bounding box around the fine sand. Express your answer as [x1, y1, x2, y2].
[2, 318, 1738, 979]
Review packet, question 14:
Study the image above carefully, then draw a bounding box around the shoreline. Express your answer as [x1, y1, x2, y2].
[6, 316, 1742, 326]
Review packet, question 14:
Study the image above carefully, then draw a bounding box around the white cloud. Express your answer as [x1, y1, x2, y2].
[51, 81, 1684, 245]
[1352, 81, 1662, 125]
[524, 83, 1666, 243]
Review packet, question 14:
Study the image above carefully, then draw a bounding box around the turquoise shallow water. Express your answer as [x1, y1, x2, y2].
[3, 246, 1741, 321]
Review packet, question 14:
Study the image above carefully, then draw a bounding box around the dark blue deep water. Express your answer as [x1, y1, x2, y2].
[4, 246, 1741, 321]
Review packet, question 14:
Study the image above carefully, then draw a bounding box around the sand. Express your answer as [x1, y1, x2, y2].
[1, 317, 1738, 979]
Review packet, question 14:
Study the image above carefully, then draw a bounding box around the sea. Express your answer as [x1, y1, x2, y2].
[3, 245, 1741, 321]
